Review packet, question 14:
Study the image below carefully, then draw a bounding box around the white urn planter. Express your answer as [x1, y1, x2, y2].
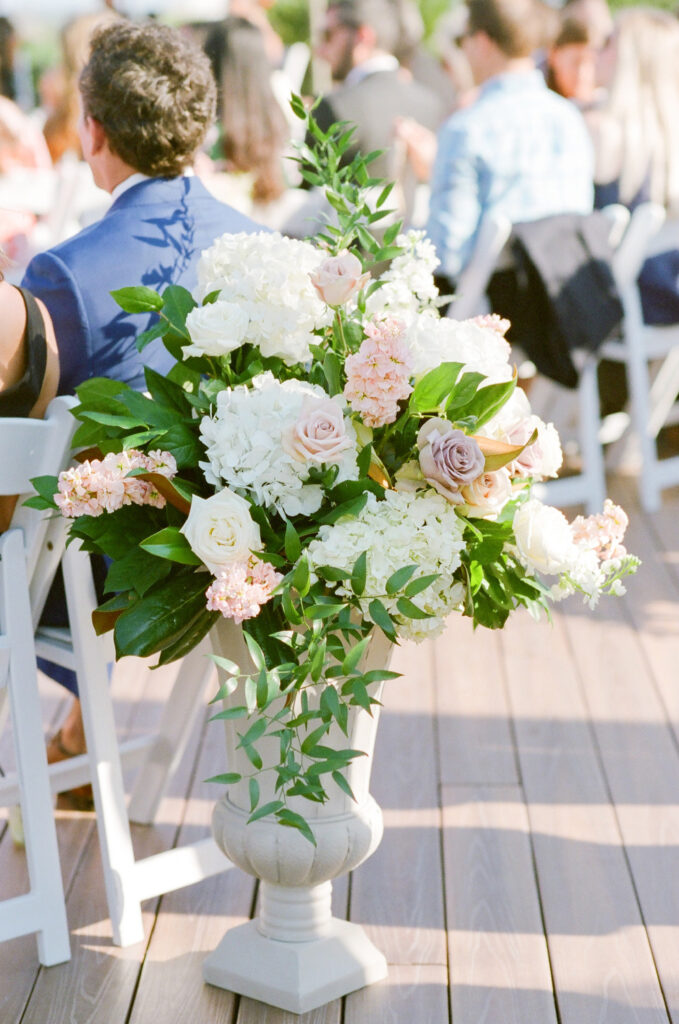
[202, 617, 393, 1014]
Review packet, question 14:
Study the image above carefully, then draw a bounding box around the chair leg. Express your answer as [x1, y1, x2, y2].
[61, 542, 144, 947]
[625, 331, 662, 512]
[3, 531, 70, 965]
[578, 356, 607, 514]
[127, 638, 215, 825]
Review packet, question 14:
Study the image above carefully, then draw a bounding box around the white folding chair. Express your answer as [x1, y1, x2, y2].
[598, 202, 677, 511]
[0, 400, 230, 948]
[0, 398, 74, 966]
[445, 211, 513, 320]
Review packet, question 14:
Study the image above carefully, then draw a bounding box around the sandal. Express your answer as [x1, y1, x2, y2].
[46, 728, 94, 812]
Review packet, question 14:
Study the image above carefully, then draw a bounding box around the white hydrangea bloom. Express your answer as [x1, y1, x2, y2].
[403, 311, 513, 383]
[307, 489, 466, 642]
[199, 372, 359, 517]
[365, 230, 440, 319]
[194, 231, 331, 365]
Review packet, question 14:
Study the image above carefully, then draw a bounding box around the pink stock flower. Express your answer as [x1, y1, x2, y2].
[55, 448, 177, 518]
[205, 556, 282, 623]
[343, 317, 414, 428]
[470, 313, 511, 337]
[571, 499, 629, 560]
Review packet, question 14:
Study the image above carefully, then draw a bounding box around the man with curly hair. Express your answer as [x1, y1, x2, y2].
[23, 18, 259, 395]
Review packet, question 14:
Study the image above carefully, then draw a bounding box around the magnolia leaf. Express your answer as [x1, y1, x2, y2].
[140, 527, 201, 565]
[111, 285, 163, 314]
[475, 428, 539, 472]
[133, 473, 192, 515]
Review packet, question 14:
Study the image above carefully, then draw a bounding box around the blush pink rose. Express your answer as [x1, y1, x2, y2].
[460, 468, 512, 518]
[309, 251, 370, 307]
[417, 418, 485, 503]
[282, 398, 354, 465]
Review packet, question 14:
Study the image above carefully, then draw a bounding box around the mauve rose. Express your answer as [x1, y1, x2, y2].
[417, 418, 485, 503]
[282, 398, 354, 465]
[310, 251, 370, 307]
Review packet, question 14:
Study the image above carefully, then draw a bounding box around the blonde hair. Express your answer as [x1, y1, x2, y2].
[600, 7, 679, 213]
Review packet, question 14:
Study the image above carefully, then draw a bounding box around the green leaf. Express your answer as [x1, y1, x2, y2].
[306, 603, 346, 620]
[244, 632, 266, 672]
[140, 527, 202, 565]
[157, 423, 205, 469]
[104, 545, 172, 597]
[351, 550, 367, 596]
[465, 376, 517, 429]
[155, 607, 216, 665]
[160, 284, 196, 341]
[284, 520, 301, 562]
[291, 556, 310, 596]
[135, 320, 165, 353]
[211, 654, 240, 675]
[396, 596, 431, 619]
[79, 410, 142, 429]
[368, 599, 396, 640]
[111, 285, 163, 314]
[332, 769, 356, 801]
[410, 362, 463, 412]
[385, 564, 417, 594]
[210, 705, 249, 721]
[446, 371, 486, 417]
[205, 772, 242, 785]
[317, 564, 350, 582]
[342, 634, 370, 674]
[404, 572, 441, 597]
[248, 800, 284, 823]
[113, 571, 209, 658]
[118, 389, 181, 429]
[249, 777, 260, 812]
[276, 809, 317, 846]
[320, 492, 368, 525]
[323, 350, 342, 396]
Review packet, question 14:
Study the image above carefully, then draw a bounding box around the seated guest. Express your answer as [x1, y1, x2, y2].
[23, 19, 260, 397]
[426, 0, 594, 287]
[311, 0, 446, 184]
[22, 20, 261, 798]
[0, 258, 59, 532]
[546, 17, 597, 108]
[587, 8, 679, 326]
[202, 16, 290, 223]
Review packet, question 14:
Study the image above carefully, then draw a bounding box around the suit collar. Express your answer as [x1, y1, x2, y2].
[108, 175, 207, 212]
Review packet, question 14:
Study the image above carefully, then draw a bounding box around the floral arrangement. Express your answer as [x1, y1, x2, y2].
[30, 102, 638, 842]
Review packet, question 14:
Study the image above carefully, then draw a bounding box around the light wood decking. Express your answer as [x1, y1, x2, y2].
[1, 472, 678, 1024]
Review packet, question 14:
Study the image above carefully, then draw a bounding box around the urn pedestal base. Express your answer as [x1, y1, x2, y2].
[202, 915, 387, 1014]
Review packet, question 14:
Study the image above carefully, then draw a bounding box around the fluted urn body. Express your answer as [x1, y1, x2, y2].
[203, 617, 392, 1014]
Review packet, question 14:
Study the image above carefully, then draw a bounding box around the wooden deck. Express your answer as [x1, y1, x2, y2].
[2, 471, 679, 1024]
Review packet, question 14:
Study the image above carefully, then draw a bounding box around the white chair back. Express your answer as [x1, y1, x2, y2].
[446, 212, 513, 320]
[0, 396, 77, 966]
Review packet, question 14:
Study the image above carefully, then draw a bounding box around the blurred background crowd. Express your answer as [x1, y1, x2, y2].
[0, 0, 677, 322]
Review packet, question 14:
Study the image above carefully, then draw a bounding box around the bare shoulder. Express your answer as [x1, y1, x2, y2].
[0, 280, 27, 338]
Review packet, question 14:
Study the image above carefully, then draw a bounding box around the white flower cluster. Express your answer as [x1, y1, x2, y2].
[513, 498, 636, 607]
[199, 372, 359, 517]
[307, 489, 466, 642]
[365, 230, 440, 319]
[187, 231, 331, 365]
[403, 312, 513, 383]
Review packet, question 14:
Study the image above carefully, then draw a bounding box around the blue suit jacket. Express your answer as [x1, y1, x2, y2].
[22, 175, 261, 395]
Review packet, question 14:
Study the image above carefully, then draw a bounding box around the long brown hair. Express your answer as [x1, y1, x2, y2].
[205, 16, 287, 203]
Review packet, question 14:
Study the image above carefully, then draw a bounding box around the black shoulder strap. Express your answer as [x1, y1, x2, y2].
[0, 286, 48, 417]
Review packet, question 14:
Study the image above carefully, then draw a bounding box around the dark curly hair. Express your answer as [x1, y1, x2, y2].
[79, 20, 216, 178]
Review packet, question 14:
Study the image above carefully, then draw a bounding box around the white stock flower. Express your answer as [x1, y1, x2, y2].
[183, 301, 250, 358]
[365, 230, 440, 319]
[307, 489, 466, 642]
[180, 489, 261, 574]
[194, 231, 331, 365]
[199, 372, 359, 517]
[403, 311, 513, 383]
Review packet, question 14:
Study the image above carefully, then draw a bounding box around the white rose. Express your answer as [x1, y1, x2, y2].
[180, 489, 261, 575]
[282, 397, 355, 465]
[183, 301, 250, 358]
[513, 499, 578, 575]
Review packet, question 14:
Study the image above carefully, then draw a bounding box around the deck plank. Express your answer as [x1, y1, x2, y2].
[501, 609, 670, 1024]
[349, 638, 447, 967]
[442, 784, 557, 1024]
